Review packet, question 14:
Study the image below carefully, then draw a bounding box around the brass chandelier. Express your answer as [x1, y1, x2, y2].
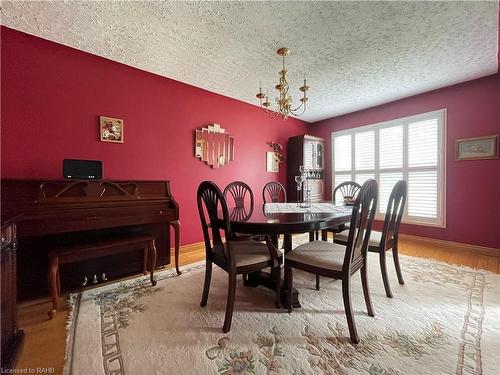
[256, 47, 310, 120]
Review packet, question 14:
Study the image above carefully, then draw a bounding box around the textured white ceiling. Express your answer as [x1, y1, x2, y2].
[1, 1, 498, 123]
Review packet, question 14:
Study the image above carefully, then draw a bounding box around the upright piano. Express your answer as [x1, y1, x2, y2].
[1, 179, 179, 300]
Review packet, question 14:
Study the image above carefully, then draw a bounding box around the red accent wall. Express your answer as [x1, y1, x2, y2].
[310, 75, 500, 249]
[2, 27, 499, 249]
[0, 27, 308, 245]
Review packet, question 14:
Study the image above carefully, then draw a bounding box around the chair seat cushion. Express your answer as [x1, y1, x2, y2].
[334, 230, 382, 247]
[286, 241, 346, 271]
[215, 241, 280, 267]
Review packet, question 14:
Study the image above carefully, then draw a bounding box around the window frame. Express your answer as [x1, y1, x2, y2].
[331, 109, 447, 228]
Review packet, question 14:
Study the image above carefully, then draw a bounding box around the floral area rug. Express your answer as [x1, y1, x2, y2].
[64, 237, 500, 375]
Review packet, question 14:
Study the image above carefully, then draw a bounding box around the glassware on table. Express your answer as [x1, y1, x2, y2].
[298, 165, 312, 207]
[300, 189, 311, 208]
[294, 175, 304, 206]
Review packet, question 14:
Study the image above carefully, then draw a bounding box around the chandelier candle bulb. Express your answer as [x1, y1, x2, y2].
[263, 91, 271, 108]
[256, 86, 265, 100]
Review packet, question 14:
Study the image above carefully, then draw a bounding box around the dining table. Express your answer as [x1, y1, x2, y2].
[228, 202, 353, 307]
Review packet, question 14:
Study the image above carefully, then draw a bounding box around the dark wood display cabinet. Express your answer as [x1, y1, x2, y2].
[287, 134, 325, 202]
[1, 217, 24, 370]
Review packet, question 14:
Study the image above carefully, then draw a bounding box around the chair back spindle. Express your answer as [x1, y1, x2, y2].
[333, 181, 361, 204]
[380, 180, 407, 250]
[197, 181, 231, 260]
[343, 179, 378, 271]
[263, 182, 287, 203]
[224, 181, 254, 211]
[229, 207, 253, 222]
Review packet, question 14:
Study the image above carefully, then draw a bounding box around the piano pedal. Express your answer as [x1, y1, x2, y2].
[92, 274, 98, 284]
[81, 276, 88, 287]
[101, 273, 108, 282]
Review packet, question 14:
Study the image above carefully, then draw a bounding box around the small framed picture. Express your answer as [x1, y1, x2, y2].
[266, 152, 279, 172]
[100, 116, 124, 143]
[455, 135, 498, 161]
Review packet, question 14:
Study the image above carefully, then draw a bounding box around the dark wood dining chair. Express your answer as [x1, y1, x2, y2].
[223, 181, 258, 241]
[198, 181, 282, 333]
[263, 181, 287, 203]
[224, 181, 254, 211]
[334, 180, 407, 298]
[321, 181, 361, 236]
[224, 181, 254, 223]
[263, 181, 289, 248]
[285, 179, 378, 344]
[316, 180, 362, 290]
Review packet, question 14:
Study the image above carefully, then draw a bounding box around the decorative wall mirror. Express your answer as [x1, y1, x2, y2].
[194, 124, 235, 168]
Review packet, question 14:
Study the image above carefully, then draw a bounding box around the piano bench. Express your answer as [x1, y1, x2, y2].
[47, 234, 158, 319]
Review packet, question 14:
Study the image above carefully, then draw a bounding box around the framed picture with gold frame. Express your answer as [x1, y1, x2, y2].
[100, 116, 124, 143]
[455, 135, 498, 161]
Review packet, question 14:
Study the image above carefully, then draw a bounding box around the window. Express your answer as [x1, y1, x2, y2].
[331, 109, 446, 227]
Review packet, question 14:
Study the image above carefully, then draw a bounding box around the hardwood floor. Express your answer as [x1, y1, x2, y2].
[397, 237, 499, 273]
[12, 238, 499, 374]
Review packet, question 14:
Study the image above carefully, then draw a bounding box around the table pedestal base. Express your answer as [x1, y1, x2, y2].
[244, 271, 301, 308]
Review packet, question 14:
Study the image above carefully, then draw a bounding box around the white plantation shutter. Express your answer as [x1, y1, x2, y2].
[334, 135, 351, 171]
[334, 173, 352, 191]
[332, 109, 445, 226]
[355, 173, 375, 186]
[409, 120, 438, 167]
[408, 171, 438, 218]
[379, 172, 403, 213]
[380, 126, 403, 169]
[407, 118, 440, 221]
[355, 131, 375, 170]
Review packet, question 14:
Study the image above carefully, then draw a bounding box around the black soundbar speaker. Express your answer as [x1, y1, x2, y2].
[63, 159, 102, 180]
